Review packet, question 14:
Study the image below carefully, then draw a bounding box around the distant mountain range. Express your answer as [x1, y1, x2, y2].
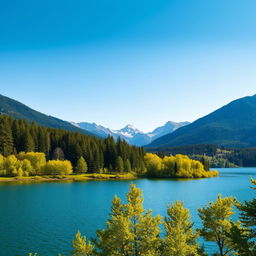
[74, 121, 190, 146]
[147, 94, 256, 148]
[0, 94, 93, 136]
[3, 93, 256, 149]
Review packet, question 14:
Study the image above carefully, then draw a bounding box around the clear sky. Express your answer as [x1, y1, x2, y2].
[1, 0, 256, 132]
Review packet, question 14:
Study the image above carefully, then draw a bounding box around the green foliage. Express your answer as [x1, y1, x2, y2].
[0, 117, 13, 156]
[76, 157, 88, 173]
[28, 179, 256, 255]
[144, 153, 219, 178]
[17, 152, 46, 175]
[200, 156, 210, 171]
[0, 114, 145, 174]
[198, 195, 239, 256]
[43, 160, 73, 175]
[147, 95, 256, 148]
[144, 153, 162, 176]
[72, 231, 94, 256]
[228, 178, 256, 255]
[94, 184, 162, 256]
[0, 94, 92, 136]
[163, 201, 199, 256]
[147, 144, 256, 168]
[21, 159, 33, 175]
[0, 152, 74, 177]
[124, 159, 132, 172]
[115, 156, 124, 172]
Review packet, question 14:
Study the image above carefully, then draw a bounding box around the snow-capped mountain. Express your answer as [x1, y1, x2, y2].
[74, 121, 190, 146]
[148, 121, 191, 140]
[113, 124, 143, 138]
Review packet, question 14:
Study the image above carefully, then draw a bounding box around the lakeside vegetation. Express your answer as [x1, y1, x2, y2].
[0, 114, 218, 181]
[144, 153, 218, 178]
[148, 144, 256, 167]
[0, 151, 218, 182]
[28, 179, 256, 256]
[0, 173, 137, 182]
[0, 114, 145, 173]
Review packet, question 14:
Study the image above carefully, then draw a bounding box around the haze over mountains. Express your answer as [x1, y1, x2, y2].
[147, 94, 256, 149]
[74, 121, 190, 146]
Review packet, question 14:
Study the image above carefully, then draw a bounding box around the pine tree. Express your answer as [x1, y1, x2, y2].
[72, 231, 94, 256]
[201, 156, 210, 171]
[0, 118, 13, 156]
[163, 201, 199, 256]
[124, 159, 132, 172]
[76, 157, 88, 173]
[125, 184, 162, 256]
[229, 178, 256, 255]
[95, 195, 133, 256]
[95, 184, 162, 256]
[24, 130, 35, 152]
[115, 156, 124, 172]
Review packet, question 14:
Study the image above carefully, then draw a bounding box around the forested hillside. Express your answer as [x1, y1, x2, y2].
[0, 114, 145, 173]
[147, 95, 256, 148]
[147, 144, 256, 167]
[0, 94, 93, 136]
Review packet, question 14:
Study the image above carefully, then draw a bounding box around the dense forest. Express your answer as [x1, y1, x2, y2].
[148, 144, 256, 167]
[0, 114, 145, 173]
[0, 115, 219, 179]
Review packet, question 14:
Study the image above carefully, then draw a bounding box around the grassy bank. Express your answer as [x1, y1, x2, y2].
[0, 173, 137, 183]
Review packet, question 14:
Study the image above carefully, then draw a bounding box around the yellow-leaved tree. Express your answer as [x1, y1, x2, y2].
[43, 160, 73, 175]
[72, 231, 94, 256]
[198, 195, 241, 256]
[94, 184, 162, 256]
[163, 201, 200, 256]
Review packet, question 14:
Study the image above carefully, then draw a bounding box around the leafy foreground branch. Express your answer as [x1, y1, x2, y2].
[29, 180, 256, 256]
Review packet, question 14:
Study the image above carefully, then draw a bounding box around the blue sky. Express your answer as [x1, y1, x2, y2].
[1, 0, 256, 132]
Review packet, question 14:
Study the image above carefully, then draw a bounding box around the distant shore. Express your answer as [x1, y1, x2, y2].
[0, 173, 137, 183]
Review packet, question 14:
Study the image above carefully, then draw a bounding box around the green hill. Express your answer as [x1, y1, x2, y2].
[147, 94, 256, 148]
[0, 94, 94, 136]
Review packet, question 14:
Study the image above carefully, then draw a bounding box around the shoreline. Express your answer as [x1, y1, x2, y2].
[0, 171, 220, 183]
[0, 173, 137, 183]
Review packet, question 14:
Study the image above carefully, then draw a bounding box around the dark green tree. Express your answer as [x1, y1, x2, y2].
[229, 178, 256, 255]
[115, 156, 124, 172]
[24, 130, 35, 152]
[76, 156, 88, 173]
[0, 117, 13, 156]
[124, 159, 132, 172]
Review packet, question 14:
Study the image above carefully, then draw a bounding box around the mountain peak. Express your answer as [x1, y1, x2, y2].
[123, 124, 136, 129]
[120, 124, 141, 132]
[147, 94, 256, 148]
[77, 121, 190, 146]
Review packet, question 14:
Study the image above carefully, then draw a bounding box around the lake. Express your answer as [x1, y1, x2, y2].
[0, 168, 255, 256]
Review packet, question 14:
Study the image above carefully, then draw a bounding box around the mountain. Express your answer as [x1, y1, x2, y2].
[148, 121, 190, 140]
[0, 94, 94, 136]
[76, 121, 190, 146]
[147, 94, 256, 148]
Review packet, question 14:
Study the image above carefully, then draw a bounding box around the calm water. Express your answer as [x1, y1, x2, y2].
[0, 168, 255, 256]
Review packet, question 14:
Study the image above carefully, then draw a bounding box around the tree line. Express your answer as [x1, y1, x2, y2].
[148, 144, 256, 167]
[0, 115, 218, 178]
[0, 152, 73, 177]
[0, 114, 145, 173]
[144, 153, 218, 178]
